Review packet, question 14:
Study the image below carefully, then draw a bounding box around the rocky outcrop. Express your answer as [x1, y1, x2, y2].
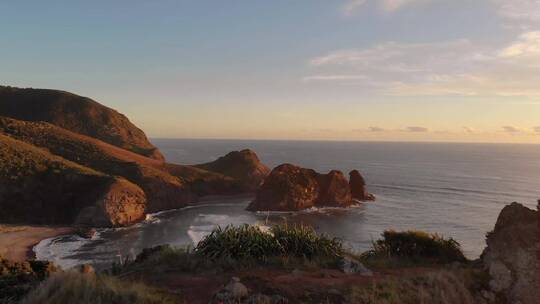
[349, 170, 375, 201]
[0, 135, 146, 227]
[0, 86, 164, 160]
[481, 202, 540, 304]
[247, 164, 320, 211]
[0, 116, 194, 213]
[247, 164, 374, 211]
[195, 149, 270, 191]
[316, 170, 353, 207]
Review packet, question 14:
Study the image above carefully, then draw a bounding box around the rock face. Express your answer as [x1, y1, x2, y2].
[195, 149, 270, 191]
[0, 86, 271, 227]
[0, 135, 146, 227]
[0, 86, 164, 161]
[481, 202, 540, 304]
[349, 170, 375, 201]
[247, 164, 374, 211]
[247, 164, 320, 211]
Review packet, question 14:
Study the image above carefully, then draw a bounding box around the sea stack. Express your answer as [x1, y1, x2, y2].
[349, 170, 375, 201]
[247, 164, 374, 211]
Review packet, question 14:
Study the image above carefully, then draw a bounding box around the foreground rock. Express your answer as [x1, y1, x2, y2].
[0, 86, 164, 160]
[247, 164, 374, 211]
[481, 202, 540, 304]
[349, 170, 375, 201]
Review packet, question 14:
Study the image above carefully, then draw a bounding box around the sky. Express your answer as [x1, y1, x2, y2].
[1, 0, 540, 143]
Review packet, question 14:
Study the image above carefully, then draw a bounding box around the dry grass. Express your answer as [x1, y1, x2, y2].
[349, 270, 478, 304]
[21, 271, 180, 304]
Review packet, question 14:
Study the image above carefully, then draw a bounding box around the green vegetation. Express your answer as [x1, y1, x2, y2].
[195, 224, 344, 264]
[20, 271, 179, 304]
[361, 230, 467, 266]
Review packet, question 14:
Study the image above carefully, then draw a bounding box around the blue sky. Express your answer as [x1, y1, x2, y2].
[2, 1, 540, 142]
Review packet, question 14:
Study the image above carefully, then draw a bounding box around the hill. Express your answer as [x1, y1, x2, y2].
[0, 134, 146, 226]
[0, 86, 164, 161]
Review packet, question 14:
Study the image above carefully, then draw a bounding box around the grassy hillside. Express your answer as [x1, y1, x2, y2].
[0, 116, 192, 212]
[0, 135, 145, 226]
[0, 86, 163, 160]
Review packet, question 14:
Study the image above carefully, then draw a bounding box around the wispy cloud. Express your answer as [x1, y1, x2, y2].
[463, 126, 475, 133]
[369, 126, 385, 132]
[533, 126, 540, 133]
[405, 126, 429, 132]
[306, 31, 540, 97]
[341, 0, 424, 15]
[303, 74, 368, 82]
[502, 126, 521, 133]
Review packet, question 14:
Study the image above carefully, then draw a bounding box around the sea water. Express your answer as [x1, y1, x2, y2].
[35, 140, 540, 269]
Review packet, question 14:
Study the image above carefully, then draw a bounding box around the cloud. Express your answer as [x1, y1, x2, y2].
[502, 126, 521, 133]
[303, 74, 368, 82]
[463, 126, 475, 133]
[307, 32, 540, 97]
[405, 126, 429, 132]
[533, 126, 540, 132]
[369, 126, 385, 132]
[495, 0, 540, 24]
[341, 0, 424, 14]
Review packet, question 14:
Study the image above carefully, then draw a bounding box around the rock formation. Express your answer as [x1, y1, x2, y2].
[0, 86, 271, 227]
[349, 170, 376, 201]
[0, 135, 146, 227]
[0, 86, 164, 160]
[481, 202, 540, 304]
[247, 164, 374, 211]
[195, 149, 270, 191]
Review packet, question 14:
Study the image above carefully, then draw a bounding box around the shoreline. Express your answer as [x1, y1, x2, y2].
[0, 194, 254, 263]
[0, 225, 75, 262]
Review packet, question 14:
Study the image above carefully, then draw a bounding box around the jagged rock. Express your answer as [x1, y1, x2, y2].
[341, 256, 373, 276]
[195, 149, 270, 191]
[316, 170, 353, 207]
[481, 202, 540, 304]
[210, 277, 249, 303]
[78, 264, 95, 275]
[247, 164, 373, 211]
[349, 170, 375, 201]
[247, 164, 320, 211]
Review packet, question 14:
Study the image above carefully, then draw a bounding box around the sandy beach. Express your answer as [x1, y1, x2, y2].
[0, 225, 74, 262]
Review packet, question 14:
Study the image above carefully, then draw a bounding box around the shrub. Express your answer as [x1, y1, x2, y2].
[21, 271, 179, 304]
[194, 224, 344, 264]
[361, 230, 466, 264]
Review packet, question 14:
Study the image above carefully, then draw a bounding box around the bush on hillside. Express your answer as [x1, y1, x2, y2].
[362, 230, 466, 264]
[195, 224, 344, 264]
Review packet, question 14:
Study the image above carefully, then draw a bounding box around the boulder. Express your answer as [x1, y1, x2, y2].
[349, 170, 375, 201]
[481, 202, 540, 304]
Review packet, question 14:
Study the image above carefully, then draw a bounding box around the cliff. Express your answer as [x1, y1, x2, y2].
[0, 86, 164, 160]
[0, 135, 146, 227]
[481, 202, 540, 304]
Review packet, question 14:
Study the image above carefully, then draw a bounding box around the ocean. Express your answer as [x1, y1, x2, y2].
[35, 139, 540, 269]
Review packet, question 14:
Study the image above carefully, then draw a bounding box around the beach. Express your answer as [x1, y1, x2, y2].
[0, 225, 74, 262]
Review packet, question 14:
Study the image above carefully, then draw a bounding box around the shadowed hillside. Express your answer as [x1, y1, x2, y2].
[0, 135, 146, 226]
[0, 86, 164, 161]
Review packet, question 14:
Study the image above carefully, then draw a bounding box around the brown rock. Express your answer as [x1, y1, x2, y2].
[248, 164, 371, 211]
[247, 164, 320, 211]
[195, 149, 270, 191]
[481, 202, 540, 304]
[349, 170, 375, 201]
[316, 170, 353, 208]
